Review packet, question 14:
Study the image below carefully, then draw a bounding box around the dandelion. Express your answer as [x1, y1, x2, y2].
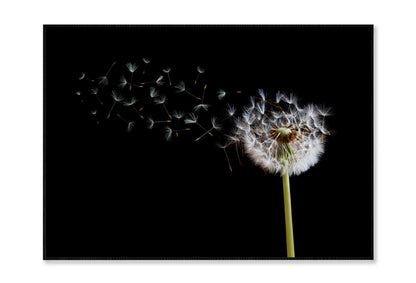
[116, 113, 135, 133]
[194, 117, 222, 142]
[229, 89, 331, 258]
[142, 57, 151, 75]
[126, 62, 139, 91]
[140, 75, 164, 86]
[162, 67, 172, 86]
[146, 117, 172, 130]
[153, 95, 172, 119]
[174, 81, 201, 101]
[91, 88, 103, 105]
[194, 66, 205, 85]
[107, 90, 124, 119]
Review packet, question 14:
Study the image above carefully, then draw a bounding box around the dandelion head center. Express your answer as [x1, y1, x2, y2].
[270, 126, 297, 143]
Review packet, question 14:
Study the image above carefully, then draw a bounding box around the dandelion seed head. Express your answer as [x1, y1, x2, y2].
[162, 67, 172, 73]
[75, 91, 81, 96]
[90, 109, 97, 115]
[91, 88, 98, 95]
[230, 90, 330, 176]
[142, 57, 151, 64]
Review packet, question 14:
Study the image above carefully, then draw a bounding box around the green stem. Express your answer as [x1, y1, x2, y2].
[282, 171, 295, 258]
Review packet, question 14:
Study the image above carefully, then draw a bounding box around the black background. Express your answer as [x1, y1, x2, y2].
[44, 25, 373, 259]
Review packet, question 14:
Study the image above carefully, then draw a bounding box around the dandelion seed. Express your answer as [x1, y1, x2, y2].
[116, 113, 135, 133]
[193, 104, 210, 112]
[126, 62, 139, 91]
[217, 143, 233, 172]
[79, 72, 86, 80]
[162, 67, 172, 86]
[258, 89, 267, 101]
[107, 90, 124, 119]
[164, 126, 173, 141]
[174, 81, 201, 101]
[75, 91, 81, 96]
[153, 95, 172, 119]
[126, 62, 139, 73]
[194, 66, 205, 85]
[127, 122, 135, 133]
[97, 61, 117, 86]
[149, 87, 159, 98]
[226, 104, 236, 117]
[142, 57, 151, 74]
[97, 76, 108, 86]
[123, 97, 137, 107]
[172, 110, 185, 137]
[90, 109, 99, 124]
[195, 117, 221, 142]
[184, 113, 213, 136]
[90, 88, 103, 105]
[118, 76, 128, 89]
[217, 89, 226, 100]
[146, 117, 172, 129]
[141, 75, 164, 86]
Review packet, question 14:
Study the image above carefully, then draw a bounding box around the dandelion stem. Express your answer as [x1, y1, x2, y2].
[167, 73, 172, 86]
[282, 171, 295, 258]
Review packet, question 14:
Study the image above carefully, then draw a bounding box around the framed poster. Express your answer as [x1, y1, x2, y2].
[44, 25, 373, 259]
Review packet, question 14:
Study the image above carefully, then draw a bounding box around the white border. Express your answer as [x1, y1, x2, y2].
[1, 0, 415, 282]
